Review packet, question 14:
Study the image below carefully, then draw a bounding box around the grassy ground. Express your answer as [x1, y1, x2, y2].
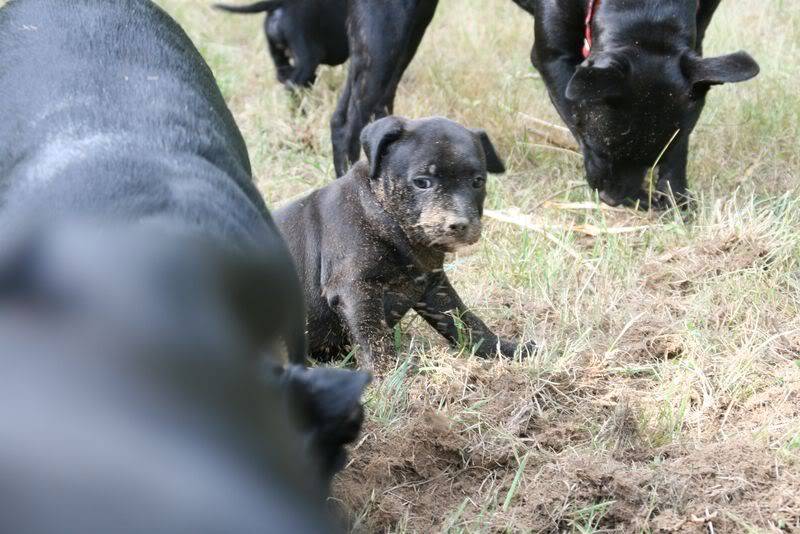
[162, 1, 800, 531]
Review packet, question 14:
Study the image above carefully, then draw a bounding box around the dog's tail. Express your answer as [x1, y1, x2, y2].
[213, 1, 283, 14]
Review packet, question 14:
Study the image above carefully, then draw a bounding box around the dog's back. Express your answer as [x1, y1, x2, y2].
[0, 0, 265, 238]
[0, 0, 307, 362]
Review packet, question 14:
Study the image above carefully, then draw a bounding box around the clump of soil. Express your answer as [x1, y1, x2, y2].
[335, 355, 800, 532]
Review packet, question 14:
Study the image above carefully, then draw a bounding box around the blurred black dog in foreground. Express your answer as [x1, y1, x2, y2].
[0, 0, 367, 525]
[0, 232, 335, 533]
[215, 0, 348, 89]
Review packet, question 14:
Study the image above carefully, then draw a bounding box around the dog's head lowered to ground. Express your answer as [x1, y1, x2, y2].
[360, 116, 505, 253]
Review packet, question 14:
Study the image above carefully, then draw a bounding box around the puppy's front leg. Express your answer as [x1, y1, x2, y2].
[335, 286, 395, 372]
[414, 274, 535, 359]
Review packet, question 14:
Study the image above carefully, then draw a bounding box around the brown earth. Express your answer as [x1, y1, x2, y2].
[334, 228, 800, 533]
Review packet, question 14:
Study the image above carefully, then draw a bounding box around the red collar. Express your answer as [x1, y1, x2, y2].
[582, 0, 702, 59]
[582, 0, 599, 59]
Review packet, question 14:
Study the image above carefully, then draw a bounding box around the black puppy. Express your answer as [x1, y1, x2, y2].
[0, 0, 366, 486]
[215, 0, 348, 89]
[275, 116, 536, 372]
[521, 0, 759, 207]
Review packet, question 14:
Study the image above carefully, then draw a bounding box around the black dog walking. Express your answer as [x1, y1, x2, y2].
[215, 0, 348, 89]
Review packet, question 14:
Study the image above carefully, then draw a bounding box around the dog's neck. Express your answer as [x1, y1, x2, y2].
[591, 0, 697, 55]
[349, 162, 444, 272]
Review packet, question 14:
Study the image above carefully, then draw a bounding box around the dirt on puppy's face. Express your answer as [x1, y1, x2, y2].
[360, 116, 505, 252]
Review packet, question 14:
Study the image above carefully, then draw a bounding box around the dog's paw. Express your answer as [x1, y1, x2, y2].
[498, 339, 537, 359]
[519, 340, 538, 358]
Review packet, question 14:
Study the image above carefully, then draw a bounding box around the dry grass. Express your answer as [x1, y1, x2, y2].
[160, 0, 800, 531]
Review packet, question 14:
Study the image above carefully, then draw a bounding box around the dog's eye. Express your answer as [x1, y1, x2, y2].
[413, 177, 433, 190]
[472, 177, 486, 189]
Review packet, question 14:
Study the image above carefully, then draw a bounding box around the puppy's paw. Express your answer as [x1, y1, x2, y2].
[519, 340, 538, 358]
[498, 339, 537, 359]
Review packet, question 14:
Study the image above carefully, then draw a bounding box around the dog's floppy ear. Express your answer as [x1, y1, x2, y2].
[282, 366, 371, 478]
[360, 116, 405, 179]
[681, 51, 759, 96]
[566, 55, 629, 102]
[471, 129, 505, 174]
[283, 366, 370, 432]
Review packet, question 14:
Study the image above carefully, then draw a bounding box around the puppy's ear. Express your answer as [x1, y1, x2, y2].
[471, 129, 505, 174]
[360, 116, 405, 179]
[681, 51, 759, 96]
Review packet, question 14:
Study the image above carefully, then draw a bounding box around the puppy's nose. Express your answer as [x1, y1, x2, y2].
[447, 218, 470, 234]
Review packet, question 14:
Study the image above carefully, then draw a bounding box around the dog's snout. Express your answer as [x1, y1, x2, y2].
[447, 218, 470, 234]
[598, 190, 622, 207]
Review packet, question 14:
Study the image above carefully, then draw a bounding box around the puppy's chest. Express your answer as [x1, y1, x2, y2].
[380, 269, 436, 326]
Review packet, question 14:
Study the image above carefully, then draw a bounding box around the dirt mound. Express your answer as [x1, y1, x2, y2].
[335, 411, 476, 532]
[334, 352, 800, 532]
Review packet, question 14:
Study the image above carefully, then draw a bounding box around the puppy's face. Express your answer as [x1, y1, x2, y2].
[361, 117, 505, 252]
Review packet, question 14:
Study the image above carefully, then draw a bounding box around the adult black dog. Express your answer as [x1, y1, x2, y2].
[215, 0, 348, 89]
[275, 116, 536, 372]
[0, 0, 366, 488]
[524, 0, 759, 207]
[0, 231, 336, 533]
[329, 0, 759, 209]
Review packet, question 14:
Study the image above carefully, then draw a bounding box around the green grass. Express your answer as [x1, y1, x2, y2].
[159, 1, 800, 531]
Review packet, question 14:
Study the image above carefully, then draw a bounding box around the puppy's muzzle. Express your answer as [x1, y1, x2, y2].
[443, 215, 481, 245]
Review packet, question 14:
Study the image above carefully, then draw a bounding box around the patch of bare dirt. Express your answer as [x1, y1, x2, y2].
[643, 232, 772, 295]
[335, 410, 478, 532]
[334, 354, 800, 532]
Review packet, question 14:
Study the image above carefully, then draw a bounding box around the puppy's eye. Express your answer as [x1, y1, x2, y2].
[413, 177, 433, 190]
[472, 177, 486, 189]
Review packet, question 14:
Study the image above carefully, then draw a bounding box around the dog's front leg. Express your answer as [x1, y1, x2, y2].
[529, 1, 586, 134]
[413, 274, 534, 359]
[655, 135, 692, 210]
[334, 286, 395, 372]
